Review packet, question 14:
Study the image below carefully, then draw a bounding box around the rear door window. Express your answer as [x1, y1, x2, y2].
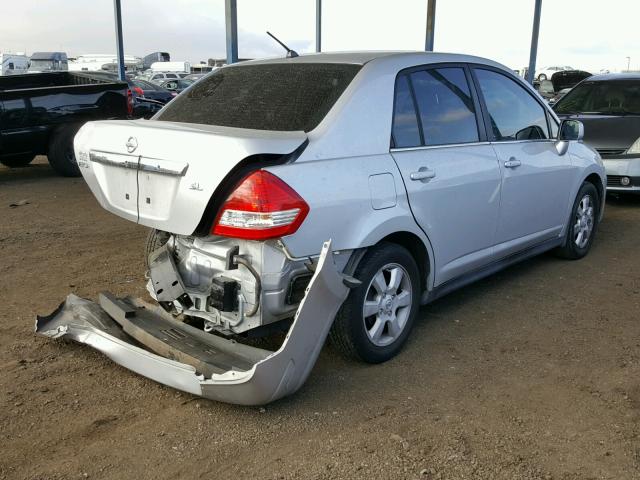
[474, 68, 550, 141]
[410, 67, 480, 146]
[392, 75, 421, 148]
[156, 63, 361, 131]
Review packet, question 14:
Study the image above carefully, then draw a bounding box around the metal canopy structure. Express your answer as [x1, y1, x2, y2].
[225, 0, 239, 65]
[113, 0, 126, 81]
[425, 0, 436, 52]
[109, 0, 542, 82]
[316, 0, 322, 52]
[526, 0, 543, 84]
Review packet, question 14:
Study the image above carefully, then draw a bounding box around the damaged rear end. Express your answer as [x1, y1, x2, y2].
[36, 242, 350, 405]
[38, 61, 364, 403]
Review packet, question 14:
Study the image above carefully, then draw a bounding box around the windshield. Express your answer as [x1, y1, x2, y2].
[554, 80, 640, 115]
[28, 59, 54, 71]
[155, 62, 361, 131]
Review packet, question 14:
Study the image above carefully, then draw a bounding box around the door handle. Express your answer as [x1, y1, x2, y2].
[504, 158, 522, 168]
[410, 168, 436, 181]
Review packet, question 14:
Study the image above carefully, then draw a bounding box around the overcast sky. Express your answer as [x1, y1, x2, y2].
[2, 0, 639, 72]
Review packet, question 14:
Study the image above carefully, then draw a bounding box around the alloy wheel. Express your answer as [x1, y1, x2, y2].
[362, 263, 413, 347]
[574, 194, 595, 249]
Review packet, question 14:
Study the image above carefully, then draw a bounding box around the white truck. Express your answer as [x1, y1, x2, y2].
[150, 61, 191, 73]
[28, 52, 68, 73]
[1, 53, 29, 75]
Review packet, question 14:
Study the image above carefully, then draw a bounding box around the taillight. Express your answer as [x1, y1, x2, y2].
[133, 86, 144, 96]
[126, 89, 134, 116]
[212, 170, 309, 240]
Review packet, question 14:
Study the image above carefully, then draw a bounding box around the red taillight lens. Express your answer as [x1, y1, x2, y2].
[133, 86, 144, 96]
[212, 170, 309, 240]
[126, 89, 134, 116]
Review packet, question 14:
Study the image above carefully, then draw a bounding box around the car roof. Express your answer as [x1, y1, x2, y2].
[586, 73, 640, 82]
[234, 51, 508, 71]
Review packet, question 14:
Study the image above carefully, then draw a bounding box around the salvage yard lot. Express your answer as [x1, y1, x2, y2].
[1, 157, 639, 480]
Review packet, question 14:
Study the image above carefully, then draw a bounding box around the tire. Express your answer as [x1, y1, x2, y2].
[330, 242, 420, 363]
[538, 73, 547, 81]
[0, 153, 35, 168]
[48, 125, 81, 177]
[145, 229, 171, 269]
[555, 182, 600, 260]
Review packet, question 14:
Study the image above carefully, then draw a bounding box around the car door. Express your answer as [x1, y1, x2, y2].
[471, 67, 573, 258]
[390, 65, 502, 285]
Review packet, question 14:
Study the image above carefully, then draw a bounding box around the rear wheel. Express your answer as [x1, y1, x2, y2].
[330, 242, 420, 363]
[0, 153, 35, 168]
[538, 73, 547, 81]
[48, 125, 81, 177]
[555, 182, 599, 259]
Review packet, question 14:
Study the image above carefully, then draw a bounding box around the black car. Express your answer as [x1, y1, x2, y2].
[88, 72, 175, 117]
[554, 74, 640, 193]
[131, 79, 176, 104]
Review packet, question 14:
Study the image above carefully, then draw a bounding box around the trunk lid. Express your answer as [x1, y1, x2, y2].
[75, 119, 307, 235]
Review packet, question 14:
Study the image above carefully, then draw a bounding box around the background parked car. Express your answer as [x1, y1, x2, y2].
[554, 73, 640, 193]
[87, 72, 174, 118]
[159, 78, 194, 93]
[551, 70, 592, 92]
[131, 78, 176, 103]
[536, 65, 574, 81]
[138, 71, 188, 84]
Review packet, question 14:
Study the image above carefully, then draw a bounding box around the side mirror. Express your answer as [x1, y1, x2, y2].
[559, 119, 584, 141]
[555, 119, 584, 155]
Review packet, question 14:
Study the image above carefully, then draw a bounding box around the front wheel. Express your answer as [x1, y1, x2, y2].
[555, 182, 600, 259]
[538, 73, 547, 81]
[330, 242, 420, 363]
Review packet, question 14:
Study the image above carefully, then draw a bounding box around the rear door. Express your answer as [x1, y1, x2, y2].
[390, 65, 502, 285]
[471, 67, 573, 258]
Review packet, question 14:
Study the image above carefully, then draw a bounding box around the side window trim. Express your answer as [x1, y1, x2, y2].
[405, 74, 425, 146]
[469, 64, 553, 142]
[390, 62, 488, 149]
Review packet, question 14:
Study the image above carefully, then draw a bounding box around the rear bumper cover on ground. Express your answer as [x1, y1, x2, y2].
[36, 241, 350, 405]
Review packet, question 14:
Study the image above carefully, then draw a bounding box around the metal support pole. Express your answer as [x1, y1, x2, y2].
[526, 0, 542, 84]
[113, 0, 126, 81]
[425, 0, 436, 51]
[316, 0, 322, 53]
[225, 0, 239, 64]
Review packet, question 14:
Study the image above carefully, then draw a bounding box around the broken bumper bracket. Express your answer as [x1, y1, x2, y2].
[36, 241, 350, 406]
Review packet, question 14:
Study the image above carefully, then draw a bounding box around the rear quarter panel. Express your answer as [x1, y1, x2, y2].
[267, 153, 435, 287]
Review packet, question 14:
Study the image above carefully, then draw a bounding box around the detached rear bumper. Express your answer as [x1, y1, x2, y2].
[36, 241, 350, 406]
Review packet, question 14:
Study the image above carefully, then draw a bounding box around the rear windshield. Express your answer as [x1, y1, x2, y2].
[155, 63, 361, 131]
[554, 80, 640, 115]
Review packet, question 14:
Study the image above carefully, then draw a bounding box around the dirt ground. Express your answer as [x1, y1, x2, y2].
[1, 157, 639, 480]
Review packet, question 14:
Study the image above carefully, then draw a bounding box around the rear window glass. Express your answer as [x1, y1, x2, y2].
[155, 63, 361, 131]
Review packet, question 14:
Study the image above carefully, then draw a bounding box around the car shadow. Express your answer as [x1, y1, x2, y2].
[606, 192, 640, 207]
[0, 157, 58, 184]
